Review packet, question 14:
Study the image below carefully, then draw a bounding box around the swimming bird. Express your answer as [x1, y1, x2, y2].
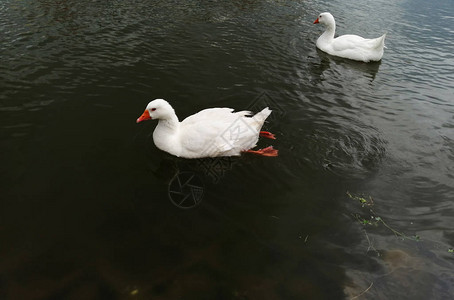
[313, 12, 386, 62]
[136, 99, 278, 158]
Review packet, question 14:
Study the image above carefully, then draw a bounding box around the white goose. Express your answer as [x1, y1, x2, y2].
[313, 12, 386, 62]
[136, 99, 278, 158]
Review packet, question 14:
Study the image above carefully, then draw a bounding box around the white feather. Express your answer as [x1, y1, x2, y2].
[140, 99, 273, 158]
[314, 12, 386, 62]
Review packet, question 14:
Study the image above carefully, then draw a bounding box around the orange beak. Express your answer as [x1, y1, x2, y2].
[313, 18, 319, 24]
[136, 109, 151, 123]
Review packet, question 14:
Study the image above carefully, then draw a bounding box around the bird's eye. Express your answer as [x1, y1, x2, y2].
[319, 15, 322, 18]
[151, 108, 156, 111]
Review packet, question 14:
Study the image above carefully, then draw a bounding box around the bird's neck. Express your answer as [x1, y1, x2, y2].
[321, 23, 335, 41]
[157, 114, 180, 133]
[153, 114, 180, 155]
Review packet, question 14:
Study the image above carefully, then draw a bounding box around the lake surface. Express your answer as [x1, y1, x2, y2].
[1, 0, 453, 299]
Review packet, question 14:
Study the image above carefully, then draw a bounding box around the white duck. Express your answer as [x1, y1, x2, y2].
[136, 99, 278, 158]
[313, 12, 386, 62]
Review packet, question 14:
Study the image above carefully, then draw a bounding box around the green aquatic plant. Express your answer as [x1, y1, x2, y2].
[347, 192, 420, 242]
[347, 191, 373, 207]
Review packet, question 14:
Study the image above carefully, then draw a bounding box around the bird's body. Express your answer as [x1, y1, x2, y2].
[314, 12, 386, 62]
[136, 99, 277, 158]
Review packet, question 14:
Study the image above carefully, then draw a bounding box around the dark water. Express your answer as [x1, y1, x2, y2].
[1, 0, 454, 299]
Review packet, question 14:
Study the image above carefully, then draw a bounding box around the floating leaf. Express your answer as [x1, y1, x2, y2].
[131, 289, 139, 296]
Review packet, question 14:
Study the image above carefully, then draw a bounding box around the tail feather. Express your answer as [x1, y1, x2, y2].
[252, 107, 272, 124]
[375, 33, 386, 50]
